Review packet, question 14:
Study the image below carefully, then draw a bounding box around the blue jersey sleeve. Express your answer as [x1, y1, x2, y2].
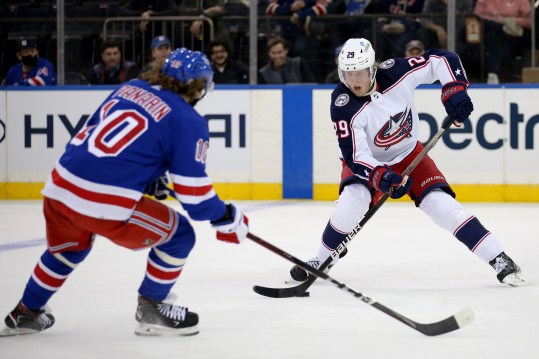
[165, 107, 227, 222]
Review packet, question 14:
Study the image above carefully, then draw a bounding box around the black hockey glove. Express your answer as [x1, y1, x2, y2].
[369, 165, 412, 199]
[145, 175, 170, 200]
[441, 81, 474, 127]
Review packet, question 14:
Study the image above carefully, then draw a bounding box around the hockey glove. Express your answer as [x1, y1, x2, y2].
[144, 175, 170, 200]
[441, 81, 474, 127]
[210, 204, 249, 244]
[369, 165, 412, 199]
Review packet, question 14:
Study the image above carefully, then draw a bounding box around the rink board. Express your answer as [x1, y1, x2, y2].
[0, 84, 538, 201]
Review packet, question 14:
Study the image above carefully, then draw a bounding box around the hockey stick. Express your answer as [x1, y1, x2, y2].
[253, 118, 456, 298]
[247, 231, 474, 336]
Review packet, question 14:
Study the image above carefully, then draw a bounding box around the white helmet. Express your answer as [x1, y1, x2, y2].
[338, 38, 377, 89]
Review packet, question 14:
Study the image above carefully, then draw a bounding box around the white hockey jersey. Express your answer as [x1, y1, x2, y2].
[330, 49, 470, 182]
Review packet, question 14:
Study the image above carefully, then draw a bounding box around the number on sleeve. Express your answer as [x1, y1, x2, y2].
[407, 56, 426, 67]
[333, 120, 350, 139]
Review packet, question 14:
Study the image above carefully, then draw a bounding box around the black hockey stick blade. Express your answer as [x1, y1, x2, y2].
[253, 275, 316, 298]
[372, 303, 475, 336]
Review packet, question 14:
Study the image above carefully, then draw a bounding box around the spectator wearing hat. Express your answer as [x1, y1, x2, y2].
[89, 40, 140, 85]
[150, 35, 172, 66]
[405, 40, 425, 57]
[325, 44, 343, 84]
[139, 35, 172, 76]
[208, 39, 248, 84]
[2, 39, 57, 86]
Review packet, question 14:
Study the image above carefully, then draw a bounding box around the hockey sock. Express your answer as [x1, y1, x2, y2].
[138, 215, 195, 301]
[316, 183, 371, 262]
[420, 190, 503, 263]
[317, 221, 348, 263]
[454, 217, 503, 263]
[21, 249, 90, 309]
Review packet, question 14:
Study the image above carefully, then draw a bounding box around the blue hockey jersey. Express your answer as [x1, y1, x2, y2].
[42, 79, 227, 222]
[4, 58, 57, 86]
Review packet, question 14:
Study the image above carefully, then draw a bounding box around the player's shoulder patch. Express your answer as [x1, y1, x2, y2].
[380, 59, 395, 69]
[334, 93, 350, 107]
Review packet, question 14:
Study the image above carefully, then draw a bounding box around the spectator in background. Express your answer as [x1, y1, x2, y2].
[258, 36, 316, 84]
[421, 0, 473, 51]
[2, 39, 57, 86]
[265, 0, 329, 75]
[364, 0, 426, 60]
[120, 0, 179, 65]
[139, 35, 172, 76]
[121, 0, 179, 32]
[180, 0, 232, 53]
[325, 44, 343, 83]
[208, 39, 249, 84]
[473, 0, 532, 84]
[404, 39, 425, 57]
[326, 0, 375, 53]
[89, 40, 140, 85]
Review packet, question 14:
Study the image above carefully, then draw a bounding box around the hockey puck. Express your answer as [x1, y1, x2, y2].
[296, 292, 310, 297]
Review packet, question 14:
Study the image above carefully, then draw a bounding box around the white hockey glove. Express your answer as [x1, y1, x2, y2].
[210, 204, 249, 244]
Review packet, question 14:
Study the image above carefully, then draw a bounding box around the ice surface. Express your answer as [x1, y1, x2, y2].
[1, 200, 538, 359]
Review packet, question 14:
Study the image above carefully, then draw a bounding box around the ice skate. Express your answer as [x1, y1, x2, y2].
[489, 252, 524, 287]
[290, 248, 348, 282]
[0, 301, 55, 337]
[135, 295, 199, 336]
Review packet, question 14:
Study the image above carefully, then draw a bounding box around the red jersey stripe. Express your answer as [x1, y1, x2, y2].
[173, 183, 214, 196]
[51, 169, 137, 209]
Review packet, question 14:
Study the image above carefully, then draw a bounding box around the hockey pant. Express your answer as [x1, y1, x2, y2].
[19, 197, 195, 309]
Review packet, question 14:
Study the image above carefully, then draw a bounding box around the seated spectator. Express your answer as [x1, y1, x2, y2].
[180, 0, 232, 52]
[473, 0, 532, 84]
[422, 0, 473, 51]
[325, 44, 343, 84]
[258, 36, 316, 84]
[265, 0, 329, 66]
[120, 0, 179, 33]
[208, 39, 249, 84]
[364, 0, 426, 60]
[139, 35, 172, 76]
[89, 40, 140, 85]
[326, 0, 375, 52]
[404, 39, 425, 57]
[2, 39, 57, 86]
[119, 0, 179, 64]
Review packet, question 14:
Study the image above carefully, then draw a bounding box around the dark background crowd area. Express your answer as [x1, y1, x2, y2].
[1, 0, 538, 85]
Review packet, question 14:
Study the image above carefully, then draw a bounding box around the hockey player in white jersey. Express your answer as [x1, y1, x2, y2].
[0, 48, 249, 337]
[290, 38, 524, 287]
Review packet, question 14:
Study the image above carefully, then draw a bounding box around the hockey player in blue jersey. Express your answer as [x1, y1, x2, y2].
[2, 39, 57, 86]
[0, 48, 249, 337]
[290, 38, 524, 287]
